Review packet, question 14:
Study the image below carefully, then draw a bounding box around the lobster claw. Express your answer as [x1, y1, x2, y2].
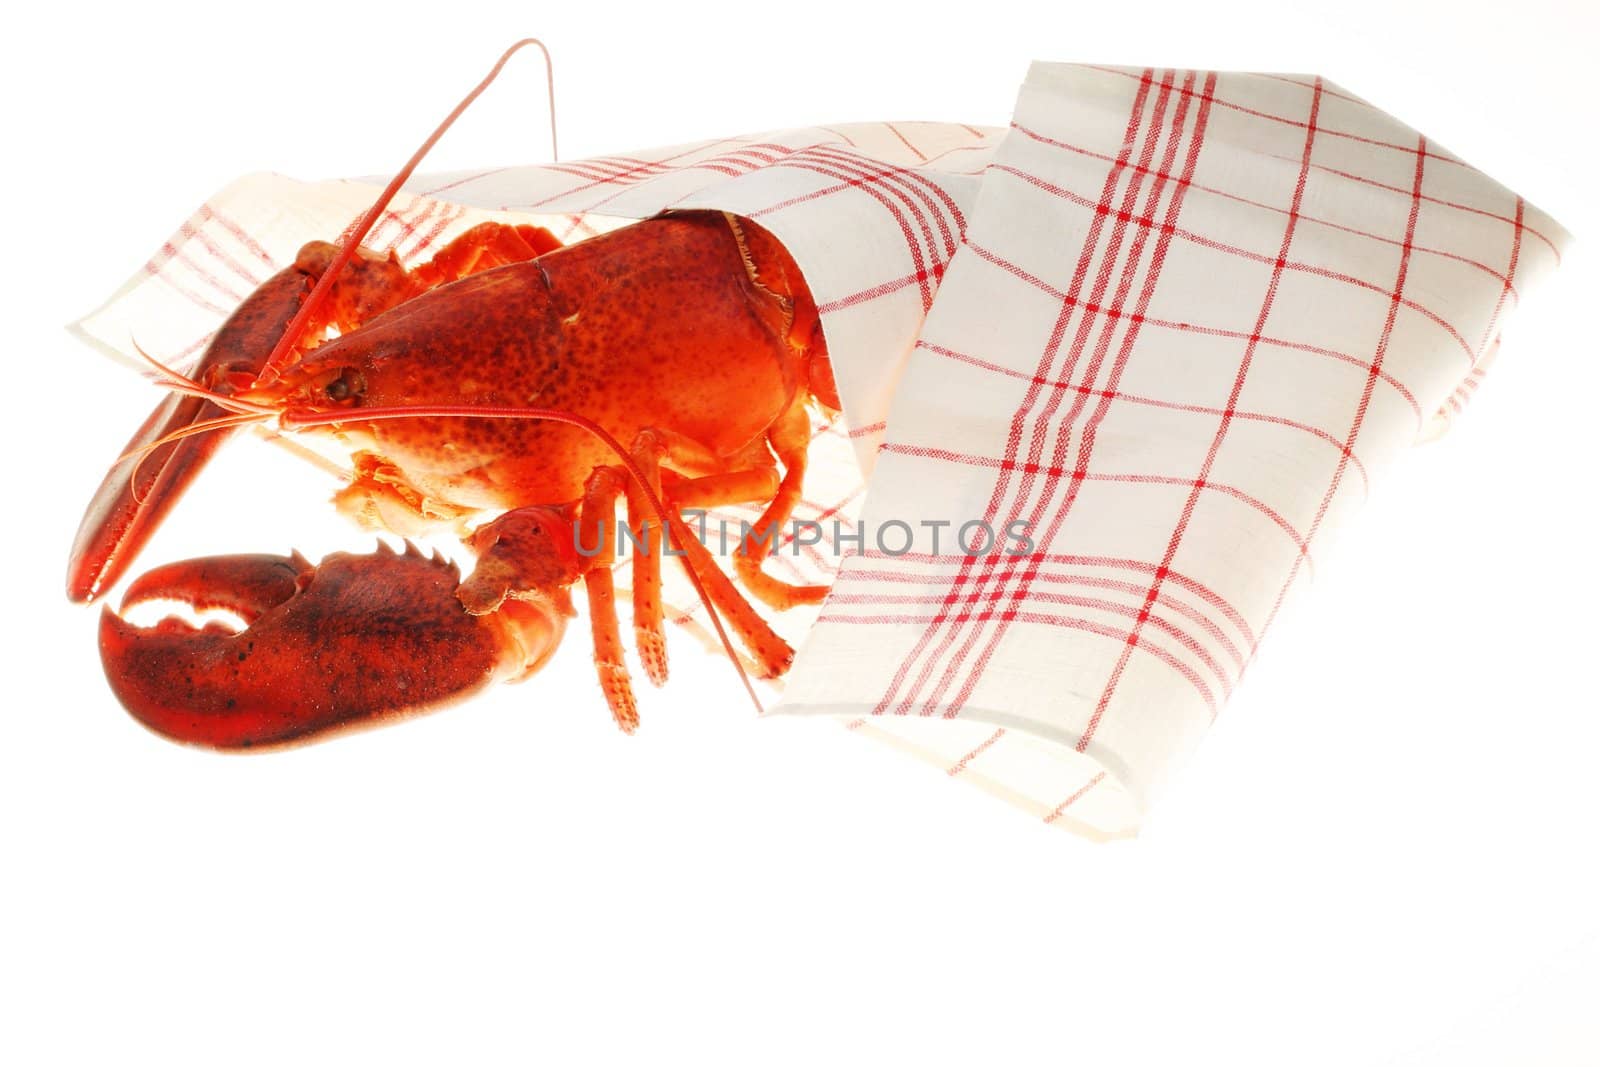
[66, 261, 317, 605]
[99, 544, 562, 749]
[66, 239, 427, 604]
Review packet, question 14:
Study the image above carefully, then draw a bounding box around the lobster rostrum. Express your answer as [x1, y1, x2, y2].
[66, 41, 840, 747]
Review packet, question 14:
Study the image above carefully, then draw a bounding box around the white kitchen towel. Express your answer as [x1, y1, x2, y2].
[73, 67, 1567, 839]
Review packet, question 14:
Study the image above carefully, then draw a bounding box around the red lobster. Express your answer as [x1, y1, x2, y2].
[66, 41, 840, 747]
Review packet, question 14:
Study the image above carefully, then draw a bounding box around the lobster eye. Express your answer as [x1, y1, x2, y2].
[324, 369, 365, 404]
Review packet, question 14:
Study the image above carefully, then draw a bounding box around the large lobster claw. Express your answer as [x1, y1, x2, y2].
[66, 242, 422, 605]
[99, 543, 565, 748]
[66, 262, 315, 605]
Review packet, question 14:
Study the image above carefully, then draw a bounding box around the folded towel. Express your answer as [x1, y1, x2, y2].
[74, 65, 1566, 839]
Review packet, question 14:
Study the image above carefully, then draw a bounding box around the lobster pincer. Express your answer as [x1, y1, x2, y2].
[98, 539, 569, 749]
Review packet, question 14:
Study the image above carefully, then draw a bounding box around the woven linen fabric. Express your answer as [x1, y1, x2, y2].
[73, 71, 1566, 839]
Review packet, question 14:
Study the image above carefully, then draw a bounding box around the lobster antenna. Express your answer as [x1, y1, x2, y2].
[121, 411, 272, 506]
[261, 38, 555, 379]
[130, 339, 277, 416]
[282, 403, 768, 715]
[535, 38, 559, 162]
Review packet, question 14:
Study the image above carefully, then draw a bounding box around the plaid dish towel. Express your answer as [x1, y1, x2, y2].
[73, 67, 1566, 839]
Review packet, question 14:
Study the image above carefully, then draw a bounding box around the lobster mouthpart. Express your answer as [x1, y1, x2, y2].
[99, 544, 560, 749]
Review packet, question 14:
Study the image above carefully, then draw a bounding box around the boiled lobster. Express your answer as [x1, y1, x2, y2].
[66, 41, 840, 747]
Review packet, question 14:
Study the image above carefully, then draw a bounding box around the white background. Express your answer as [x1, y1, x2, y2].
[3, 2, 1597, 1064]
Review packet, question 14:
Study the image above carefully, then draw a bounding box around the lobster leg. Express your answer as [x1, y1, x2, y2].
[733, 399, 831, 611]
[623, 427, 739, 686]
[616, 426, 819, 691]
[408, 222, 563, 289]
[622, 432, 670, 687]
[333, 451, 479, 538]
[577, 465, 642, 731]
[656, 507, 796, 679]
[559, 434, 801, 730]
[615, 402, 828, 693]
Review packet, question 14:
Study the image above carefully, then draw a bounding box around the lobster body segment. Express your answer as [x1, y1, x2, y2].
[75, 208, 838, 746]
[273, 212, 819, 516]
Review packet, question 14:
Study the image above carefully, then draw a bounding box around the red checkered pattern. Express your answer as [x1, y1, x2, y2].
[74, 76, 1564, 837]
[777, 65, 1565, 836]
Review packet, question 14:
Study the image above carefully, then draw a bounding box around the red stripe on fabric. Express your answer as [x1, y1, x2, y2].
[418, 167, 511, 197]
[1473, 198, 1524, 363]
[1011, 122, 1518, 294]
[548, 153, 738, 182]
[145, 264, 235, 318]
[557, 145, 791, 175]
[922, 73, 1217, 721]
[824, 608, 1220, 711]
[1043, 772, 1107, 824]
[838, 568, 1252, 661]
[749, 145, 967, 241]
[813, 146, 967, 249]
[767, 154, 945, 311]
[992, 161, 1478, 365]
[1088, 65, 1471, 169]
[919, 336, 1371, 493]
[1077, 79, 1324, 750]
[870, 66, 1171, 716]
[402, 201, 468, 262]
[793, 488, 866, 530]
[869, 442, 1316, 565]
[804, 147, 963, 263]
[390, 199, 443, 253]
[837, 552, 1257, 649]
[922, 141, 996, 169]
[514, 136, 748, 209]
[556, 214, 600, 242]
[870, 69, 1167, 718]
[1251, 73, 1374, 110]
[800, 148, 972, 313]
[1252, 135, 1431, 661]
[545, 158, 676, 183]
[952, 246, 1422, 422]
[1162, 320, 1420, 424]
[793, 151, 971, 314]
[361, 203, 420, 251]
[832, 583, 1245, 674]
[778, 145, 967, 254]
[168, 222, 263, 296]
[1274, 155, 1559, 262]
[948, 728, 1007, 776]
[818, 268, 941, 312]
[144, 329, 218, 380]
[885, 441, 1319, 562]
[196, 204, 276, 268]
[883, 121, 930, 162]
[145, 220, 257, 305]
[166, 330, 214, 370]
